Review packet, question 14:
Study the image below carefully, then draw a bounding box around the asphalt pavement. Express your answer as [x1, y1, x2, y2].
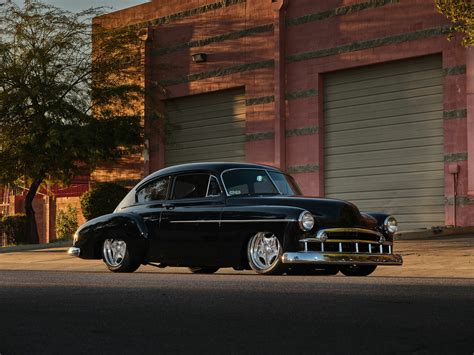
[0, 235, 473, 354]
[0, 270, 473, 355]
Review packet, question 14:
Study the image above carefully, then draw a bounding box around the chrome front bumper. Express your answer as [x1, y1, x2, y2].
[67, 247, 81, 257]
[282, 251, 403, 266]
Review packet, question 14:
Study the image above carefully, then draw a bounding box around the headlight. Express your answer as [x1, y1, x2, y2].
[298, 211, 315, 231]
[384, 216, 398, 234]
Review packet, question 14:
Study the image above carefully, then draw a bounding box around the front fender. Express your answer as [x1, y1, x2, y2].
[74, 212, 149, 259]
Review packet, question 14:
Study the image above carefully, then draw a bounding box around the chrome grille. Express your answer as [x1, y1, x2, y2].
[300, 228, 393, 255]
[304, 241, 391, 254]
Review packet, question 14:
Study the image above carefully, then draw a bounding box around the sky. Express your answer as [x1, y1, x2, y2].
[13, 0, 147, 13]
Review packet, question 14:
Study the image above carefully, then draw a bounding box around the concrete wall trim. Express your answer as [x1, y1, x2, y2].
[285, 88, 318, 100]
[287, 164, 320, 174]
[287, 25, 452, 63]
[286, 126, 319, 137]
[444, 109, 467, 119]
[160, 59, 274, 86]
[443, 65, 467, 76]
[444, 152, 468, 162]
[154, 24, 273, 56]
[445, 196, 474, 205]
[246, 95, 275, 106]
[126, 0, 246, 31]
[246, 132, 275, 142]
[287, 0, 400, 27]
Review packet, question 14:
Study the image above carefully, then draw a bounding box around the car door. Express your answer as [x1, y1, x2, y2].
[158, 173, 224, 266]
[131, 175, 171, 261]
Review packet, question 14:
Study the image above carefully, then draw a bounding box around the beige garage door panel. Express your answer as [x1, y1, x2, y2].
[324, 55, 444, 230]
[165, 88, 246, 166]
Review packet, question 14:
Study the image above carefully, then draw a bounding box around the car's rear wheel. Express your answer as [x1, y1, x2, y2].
[247, 232, 285, 275]
[188, 267, 220, 274]
[339, 265, 377, 277]
[102, 232, 143, 273]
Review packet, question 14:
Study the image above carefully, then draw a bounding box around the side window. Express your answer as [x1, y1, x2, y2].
[136, 176, 170, 203]
[172, 174, 209, 200]
[206, 176, 222, 197]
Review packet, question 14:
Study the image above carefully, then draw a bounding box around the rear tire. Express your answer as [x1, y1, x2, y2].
[189, 267, 220, 274]
[339, 265, 377, 277]
[102, 231, 144, 273]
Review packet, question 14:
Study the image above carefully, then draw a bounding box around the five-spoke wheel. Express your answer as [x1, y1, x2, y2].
[102, 232, 144, 273]
[247, 232, 285, 275]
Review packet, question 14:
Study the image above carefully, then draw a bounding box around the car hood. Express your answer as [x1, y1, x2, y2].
[227, 195, 377, 229]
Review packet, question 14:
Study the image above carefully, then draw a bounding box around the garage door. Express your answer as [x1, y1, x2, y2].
[324, 55, 444, 230]
[165, 88, 246, 166]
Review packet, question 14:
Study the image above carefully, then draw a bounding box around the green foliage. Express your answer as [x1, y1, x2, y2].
[0, 0, 145, 242]
[55, 206, 78, 241]
[80, 183, 129, 220]
[435, 0, 473, 47]
[0, 214, 29, 245]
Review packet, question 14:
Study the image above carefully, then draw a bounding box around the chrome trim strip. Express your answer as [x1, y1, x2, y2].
[282, 251, 403, 266]
[169, 219, 296, 224]
[67, 247, 81, 257]
[317, 228, 384, 238]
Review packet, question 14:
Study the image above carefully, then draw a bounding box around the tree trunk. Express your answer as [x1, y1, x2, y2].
[25, 179, 43, 244]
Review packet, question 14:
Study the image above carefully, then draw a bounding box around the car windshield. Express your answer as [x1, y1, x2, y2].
[222, 169, 302, 196]
[267, 171, 302, 196]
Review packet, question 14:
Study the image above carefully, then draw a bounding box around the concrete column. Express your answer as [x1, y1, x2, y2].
[467, 47, 474, 196]
[144, 26, 154, 176]
[272, 0, 288, 171]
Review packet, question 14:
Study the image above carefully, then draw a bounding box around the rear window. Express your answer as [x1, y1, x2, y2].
[137, 176, 170, 203]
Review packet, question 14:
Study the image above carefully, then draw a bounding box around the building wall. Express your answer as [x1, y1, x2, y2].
[98, 0, 474, 227]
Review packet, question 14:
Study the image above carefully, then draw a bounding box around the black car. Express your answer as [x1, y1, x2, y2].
[68, 162, 402, 276]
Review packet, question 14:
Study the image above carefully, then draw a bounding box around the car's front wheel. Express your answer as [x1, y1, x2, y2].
[339, 264, 377, 277]
[247, 232, 285, 275]
[102, 233, 143, 273]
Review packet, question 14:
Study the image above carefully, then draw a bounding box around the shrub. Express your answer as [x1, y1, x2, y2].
[80, 182, 129, 220]
[1, 214, 29, 245]
[56, 206, 78, 241]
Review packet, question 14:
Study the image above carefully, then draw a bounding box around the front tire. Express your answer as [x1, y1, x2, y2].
[189, 267, 219, 274]
[339, 265, 377, 277]
[102, 232, 143, 273]
[247, 232, 285, 275]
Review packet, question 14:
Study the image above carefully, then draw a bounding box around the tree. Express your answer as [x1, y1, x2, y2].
[0, 0, 144, 243]
[435, 0, 473, 47]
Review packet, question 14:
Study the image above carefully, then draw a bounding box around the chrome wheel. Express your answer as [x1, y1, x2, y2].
[103, 239, 127, 267]
[248, 232, 281, 271]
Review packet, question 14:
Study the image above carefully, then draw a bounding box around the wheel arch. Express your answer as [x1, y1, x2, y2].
[74, 212, 149, 259]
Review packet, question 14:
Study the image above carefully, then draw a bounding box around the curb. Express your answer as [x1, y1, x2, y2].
[394, 227, 474, 240]
[0, 241, 71, 254]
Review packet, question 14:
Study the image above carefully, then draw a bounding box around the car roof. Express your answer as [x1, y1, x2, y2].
[141, 162, 282, 186]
